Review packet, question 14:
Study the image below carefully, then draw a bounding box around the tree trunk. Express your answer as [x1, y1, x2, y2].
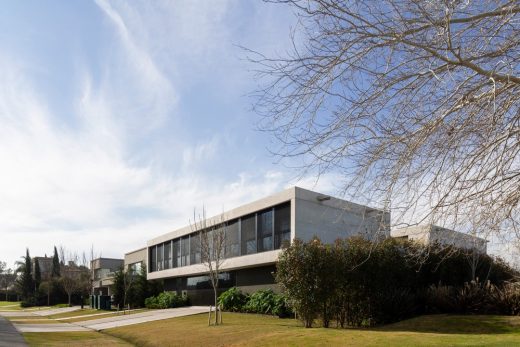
[68, 293, 71, 307]
[214, 289, 218, 325]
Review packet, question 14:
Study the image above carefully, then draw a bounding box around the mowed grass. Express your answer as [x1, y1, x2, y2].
[23, 331, 133, 346]
[0, 301, 21, 307]
[102, 313, 520, 347]
[0, 301, 22, 310]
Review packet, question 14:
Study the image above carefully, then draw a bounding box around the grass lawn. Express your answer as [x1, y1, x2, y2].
[103, 313, 520, 347]
[0, 301, 21, 307]
[20, 313, 520, 347]
[0, 301, 23, 310]
[23, 331, 133, 346]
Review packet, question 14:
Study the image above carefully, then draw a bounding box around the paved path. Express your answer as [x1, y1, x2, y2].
[0, 312, 36, 317]
[14, 323, 90, 333]
[0, 316, 28, 347]
[78, 306, 210, 330]
[13, 306, 210, 332]
[32, 306, 82, 316]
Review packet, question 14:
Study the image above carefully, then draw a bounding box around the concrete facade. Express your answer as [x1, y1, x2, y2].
[124, 247, 147, 273]
[145, 186, 389, 303]
[391, 225, 487, 253]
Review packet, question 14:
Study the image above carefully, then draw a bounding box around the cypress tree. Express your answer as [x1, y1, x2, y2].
[34, 258, 41, 290]
[20, 248, 34, 300]
[52, 246, 60, 277]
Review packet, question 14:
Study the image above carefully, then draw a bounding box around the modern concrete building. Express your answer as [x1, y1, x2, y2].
[391, 224, 487, 253]
[91, 258, 124, 295]
[146, 186, 390, 304]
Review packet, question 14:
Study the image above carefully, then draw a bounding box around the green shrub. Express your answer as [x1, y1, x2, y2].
[144, 291, 189, 309]
[244, 289, 277, 314]
[20, 296, 38, 308]
[272, 293, 293, 318]
[276, 236, 518, 328]
[218, 287, 248, 312]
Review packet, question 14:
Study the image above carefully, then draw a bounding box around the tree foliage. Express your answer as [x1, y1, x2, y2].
[276, 236, 518, 327]
[52, 246, 60, 278]
[251, 0, 520, 241]
[16, 249, 34, 301]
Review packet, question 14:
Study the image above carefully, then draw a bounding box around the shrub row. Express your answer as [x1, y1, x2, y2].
[276, 237, 518, 328]
[144, 291, 189, 309]
[218, 288, 292, 317]
[426, 281, 520, 315]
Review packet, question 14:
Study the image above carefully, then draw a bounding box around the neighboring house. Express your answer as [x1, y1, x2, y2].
[145, 186, 390, 304]
[32, 256, 53, 279]
[391, 224, 487, 253]
[90, 258, 124, 295]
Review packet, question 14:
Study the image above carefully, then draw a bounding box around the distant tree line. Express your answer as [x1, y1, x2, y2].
[13, 246, 91, 307]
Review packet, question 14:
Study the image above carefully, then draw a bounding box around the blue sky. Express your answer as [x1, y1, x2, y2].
[0, 0, 342, 266]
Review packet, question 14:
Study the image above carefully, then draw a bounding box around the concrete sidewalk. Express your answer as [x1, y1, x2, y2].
[78, 306, 210, 330]
[32, 306, 82, 316]
[14, 323, 90, 333]
[13, 306, 210, 332]
[0, 316, 28, 347]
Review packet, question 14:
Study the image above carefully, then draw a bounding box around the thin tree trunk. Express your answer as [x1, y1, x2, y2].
[214, 289, 218, 325]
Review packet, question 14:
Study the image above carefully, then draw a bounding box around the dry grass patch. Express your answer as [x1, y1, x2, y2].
[23, 331, 133, 347]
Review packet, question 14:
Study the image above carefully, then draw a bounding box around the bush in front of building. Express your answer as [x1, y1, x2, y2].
[425, 280, 520, 315]
[218, 287, 293, 318]
[217, 287, 248, 312]
[144, 291, 189, 309]
[276, 236, 519, 328]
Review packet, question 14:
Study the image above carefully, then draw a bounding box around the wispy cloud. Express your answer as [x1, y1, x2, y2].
[0, 1, 326, 267]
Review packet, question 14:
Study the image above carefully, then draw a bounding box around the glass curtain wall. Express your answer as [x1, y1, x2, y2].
[241, 214, 256, 255]
[274, 203, 291, 249]
[225, 220, 240, 258]
[257, 209, 273, 252]
[148, 201, 291, 273]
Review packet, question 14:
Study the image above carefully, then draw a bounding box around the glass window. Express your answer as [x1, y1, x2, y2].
[257, 209, 273, 252]
[213, 226, 225, 260]
[128, 262, 142, 274]
[149, 246, 157, 272]
[172, 238, 180, 268]
[157, 243, 163, 271]
[225, 220, 240, 258]
[181, 236, 190, 266]
[202, 229, 214, 262]
[190, 233, 201, 265]
[241, 214, 256, 255]
[164, 241, 172, 269]
[274, 202, 291, 249]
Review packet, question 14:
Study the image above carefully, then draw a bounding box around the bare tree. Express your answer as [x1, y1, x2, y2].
[191, 208, 227, 326]
[0, 267, 16, 301]
[250, 0, 519, 245]
[60, 252, 86, 307]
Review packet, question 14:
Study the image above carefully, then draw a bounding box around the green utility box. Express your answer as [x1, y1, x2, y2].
[98, 295, 111, 310]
